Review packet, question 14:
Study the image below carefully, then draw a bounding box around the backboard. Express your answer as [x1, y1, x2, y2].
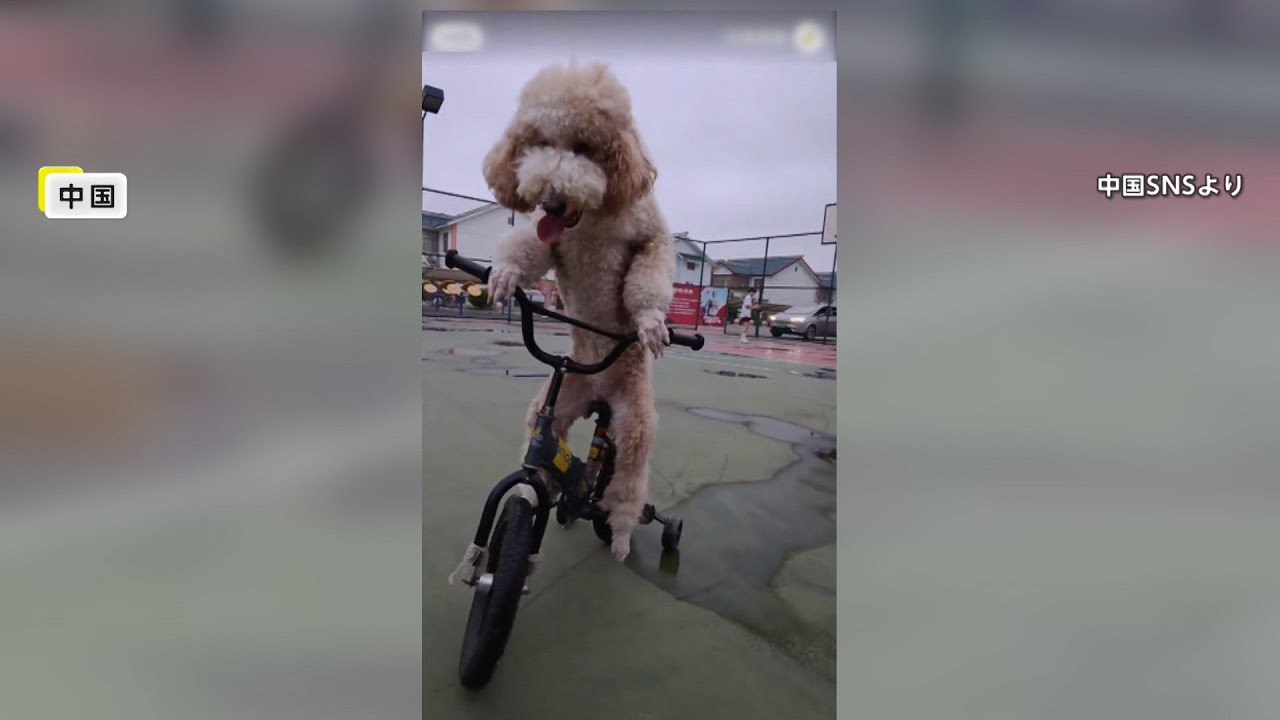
[821, 203, 836, 245]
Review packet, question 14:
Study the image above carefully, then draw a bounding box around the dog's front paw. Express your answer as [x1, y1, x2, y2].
[488, 263, 521, 304]
[610, 533, 632, 562]
[635, 309, 669, 359]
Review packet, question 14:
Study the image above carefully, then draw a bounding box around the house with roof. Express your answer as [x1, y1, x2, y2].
[421, 211, 454, 267]
[672, 232, 711, 285]
[422, 204, 533, 269]
[710, 255, 830, 309]
[426, 208, 714, 282]
[815, 271, 837, 304]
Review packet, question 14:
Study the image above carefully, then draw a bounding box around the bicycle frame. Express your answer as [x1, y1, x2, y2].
[468, 285, 637, 564]
[442, 250, 702, 570]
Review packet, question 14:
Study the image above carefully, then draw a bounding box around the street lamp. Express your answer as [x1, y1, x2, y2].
[422, 85, 445, 117]
[422, 84, 444, 155]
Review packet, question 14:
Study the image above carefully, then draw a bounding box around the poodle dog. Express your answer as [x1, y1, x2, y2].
[484, 62, 675, 562]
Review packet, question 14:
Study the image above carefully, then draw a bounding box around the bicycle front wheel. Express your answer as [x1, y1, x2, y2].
[458, 494, 533, 690]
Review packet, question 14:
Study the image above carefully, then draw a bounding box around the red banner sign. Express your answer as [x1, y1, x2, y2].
[667, 283, 700, 326]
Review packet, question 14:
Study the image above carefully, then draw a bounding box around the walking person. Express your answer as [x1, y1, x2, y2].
[738, 287, 756, 343]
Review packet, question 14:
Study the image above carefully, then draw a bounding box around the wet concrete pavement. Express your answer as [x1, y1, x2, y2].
[423, 319, 837, 718]
[628, 408, 836, 676]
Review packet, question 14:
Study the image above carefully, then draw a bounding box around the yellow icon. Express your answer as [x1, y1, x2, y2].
[38, 166, 83, 212]
[553, 438, 573, 473]
[793, 21, 824, 54]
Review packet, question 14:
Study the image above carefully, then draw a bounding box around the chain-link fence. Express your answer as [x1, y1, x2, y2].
[675, 231, 837, 345]
[423, 188, 837, 342]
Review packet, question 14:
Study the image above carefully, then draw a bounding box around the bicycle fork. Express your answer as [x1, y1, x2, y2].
[451, 470, 551, 593]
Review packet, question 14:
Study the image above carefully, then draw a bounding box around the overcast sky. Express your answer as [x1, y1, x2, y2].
[422, 56, 836, 271]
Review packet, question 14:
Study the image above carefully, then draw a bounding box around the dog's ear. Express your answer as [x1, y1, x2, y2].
[602, 126, 656, 213]
[482, 125, 536, 212]
[588, 62, 611, 83]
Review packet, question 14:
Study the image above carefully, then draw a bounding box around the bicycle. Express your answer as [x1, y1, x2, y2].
[443, 250, 705, 690]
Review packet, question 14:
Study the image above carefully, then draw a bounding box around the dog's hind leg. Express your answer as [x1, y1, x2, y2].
[599, 384, 655, 561]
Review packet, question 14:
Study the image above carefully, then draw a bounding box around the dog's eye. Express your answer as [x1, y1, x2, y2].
[572, 142, 592, 157]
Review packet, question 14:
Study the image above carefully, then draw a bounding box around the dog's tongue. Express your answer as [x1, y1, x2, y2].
[536, 214, 567, 245]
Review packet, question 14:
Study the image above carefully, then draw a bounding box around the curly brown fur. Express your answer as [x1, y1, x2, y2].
[484, 62, 674, 561]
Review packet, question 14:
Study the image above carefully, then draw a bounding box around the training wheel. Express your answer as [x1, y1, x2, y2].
[660, 517, 683, 551]
[659, 548, 680, 575]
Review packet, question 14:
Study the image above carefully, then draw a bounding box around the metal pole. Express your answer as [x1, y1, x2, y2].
[695, 240, 707, 332]
[758, 237, 770, 338]
[822, 242, 836, 346]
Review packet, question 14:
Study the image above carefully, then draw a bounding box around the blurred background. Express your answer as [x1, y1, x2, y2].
[830, 4, 1280, 720]
[0, 1, 420, 718]
[4, 1, 1280, 718]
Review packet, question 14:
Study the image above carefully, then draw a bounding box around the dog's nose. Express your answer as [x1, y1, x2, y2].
[541, 200, 567, 217]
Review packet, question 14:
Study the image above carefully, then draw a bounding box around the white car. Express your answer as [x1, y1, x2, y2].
[769, 305, 837, 340]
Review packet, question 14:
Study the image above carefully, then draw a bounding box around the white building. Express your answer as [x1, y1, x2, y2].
[672, 233, 711, 286]
[421, 211, 453, 267]
[422, 204, 533, 268]
[710, 255, 830, 309]
[425, 208, 715, 290]
[815, 272, 836, 304]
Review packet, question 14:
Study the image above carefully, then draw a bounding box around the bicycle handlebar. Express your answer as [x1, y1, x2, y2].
[444, 251, 491, 283]
[444, 250, 705, 372]
[668, 331, 704, 351]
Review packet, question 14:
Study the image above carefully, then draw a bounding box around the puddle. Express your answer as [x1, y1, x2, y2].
[686, 408, 831, 446]
[705, 370, 768, 379]
[625, 408, 837, 677]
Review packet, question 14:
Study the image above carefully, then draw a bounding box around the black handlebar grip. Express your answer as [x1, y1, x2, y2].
[668, 330, 705, 351]
[444, 250, 491, 282]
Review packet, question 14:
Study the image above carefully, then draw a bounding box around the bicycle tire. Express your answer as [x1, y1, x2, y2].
[458, 495, 533, 690]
